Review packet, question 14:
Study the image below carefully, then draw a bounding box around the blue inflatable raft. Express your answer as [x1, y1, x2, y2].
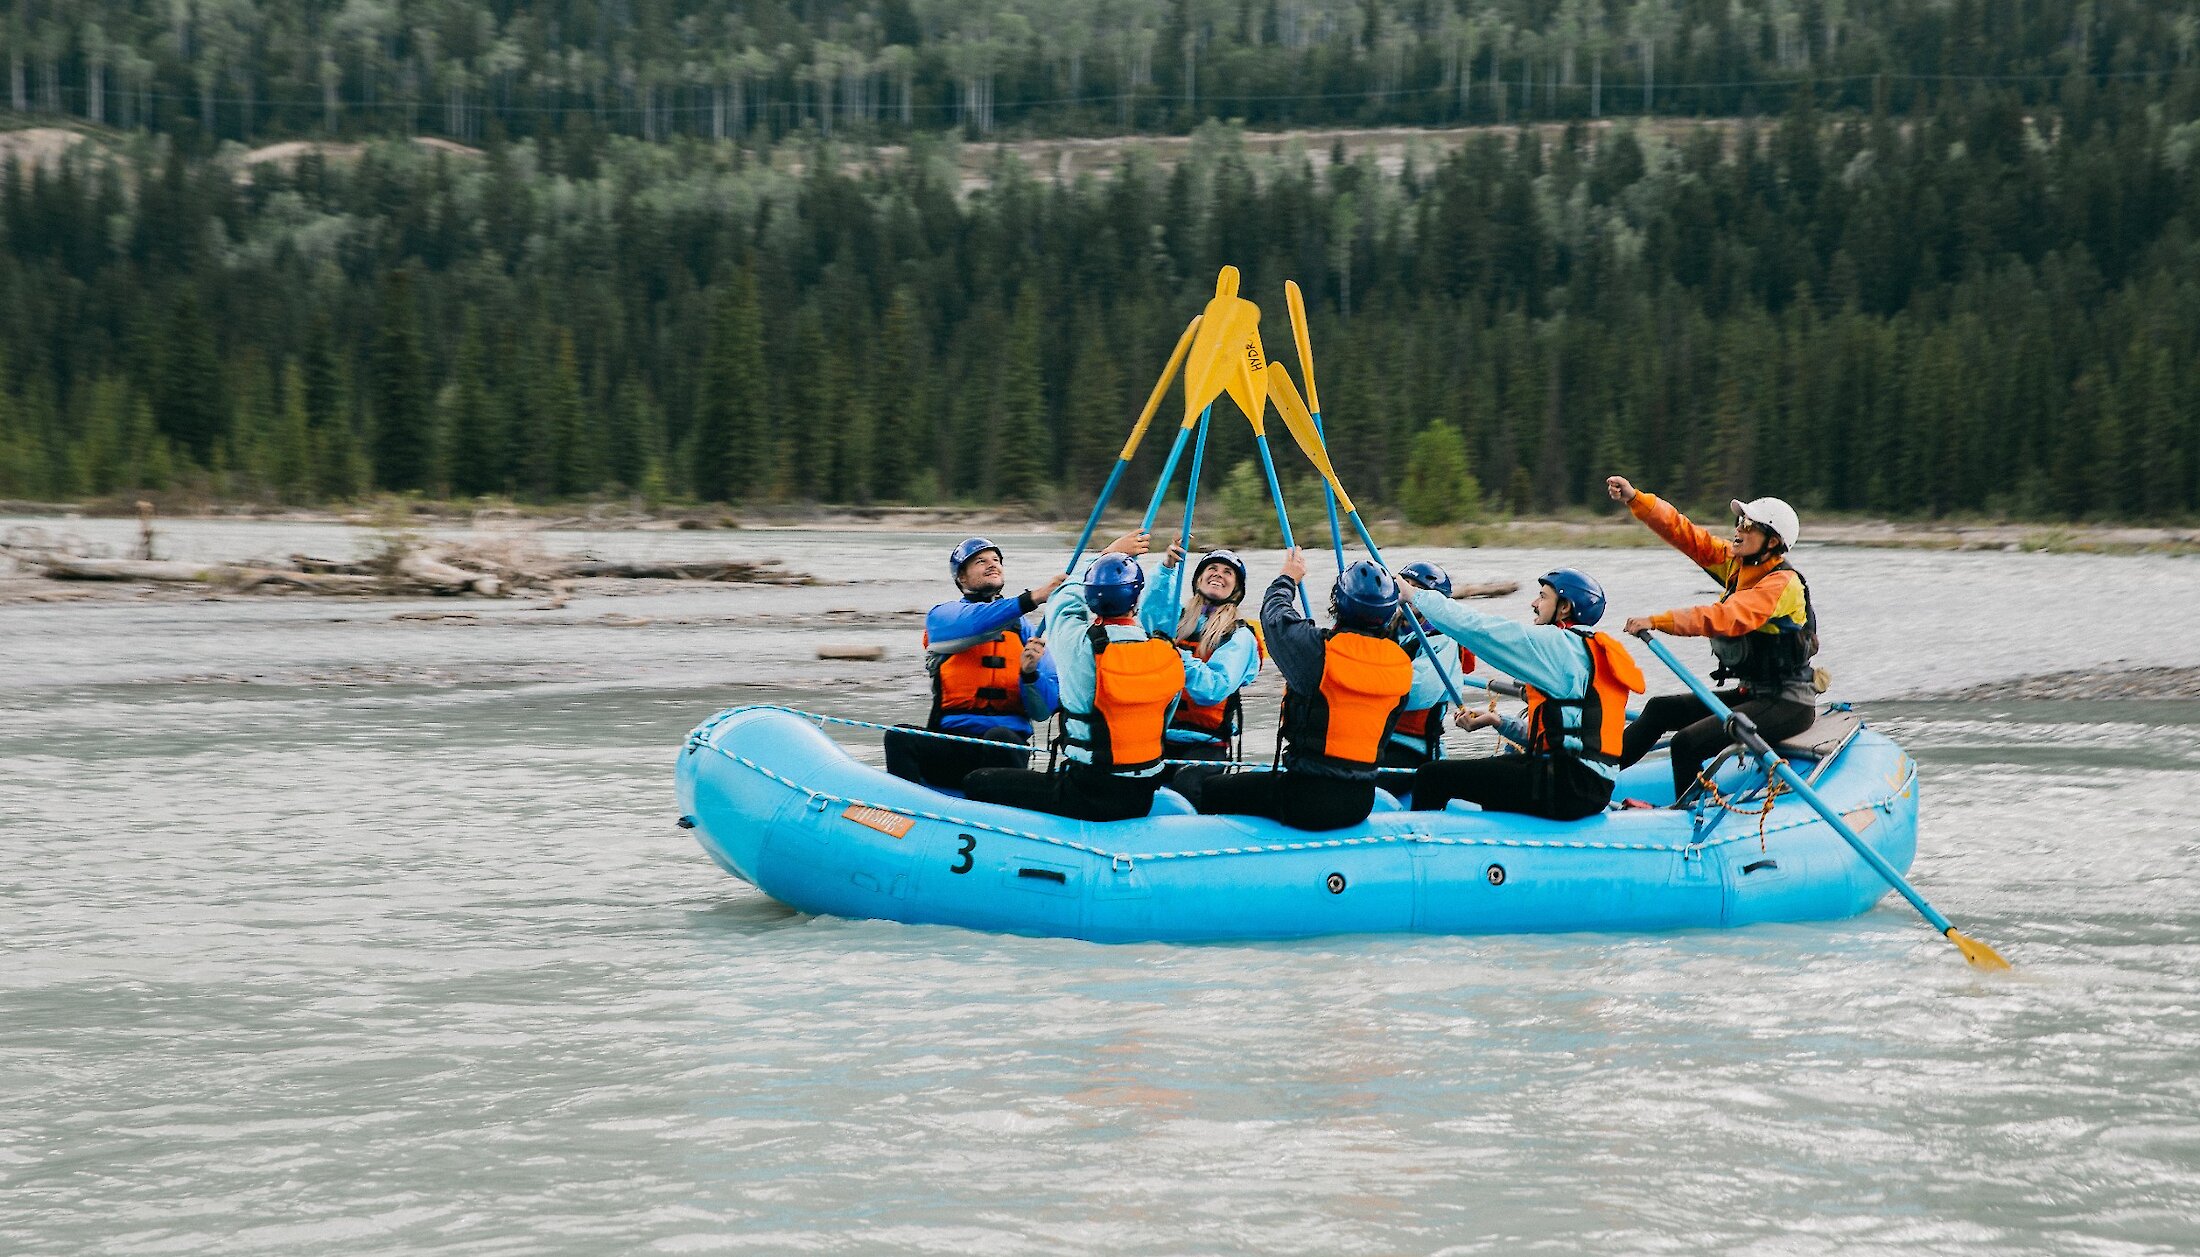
[676, 705, 1919, 943]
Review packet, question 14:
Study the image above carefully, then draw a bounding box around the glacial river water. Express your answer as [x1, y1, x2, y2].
[3, 519, 2198, 1255]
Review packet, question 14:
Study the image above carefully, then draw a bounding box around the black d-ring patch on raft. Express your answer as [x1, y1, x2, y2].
[1018, 868, 1068, 883]
[1742, 858, 1779, 874]
[677, 816, 696, 829]
[1326, 872, 1347, 894]
[1485, 864, 1506, 887]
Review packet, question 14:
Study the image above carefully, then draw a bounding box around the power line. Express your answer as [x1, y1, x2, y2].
[10, 65, 2182, 127]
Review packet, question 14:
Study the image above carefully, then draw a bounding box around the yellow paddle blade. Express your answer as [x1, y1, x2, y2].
[1225, 320, 1268, 427]
[1266, 364, 1355, 516]
[1117, 315, 1201, 461]
[1285, 280, 1321, 416]
[1945, 927, 2012, 970]
[1182, 268, 1264, 426]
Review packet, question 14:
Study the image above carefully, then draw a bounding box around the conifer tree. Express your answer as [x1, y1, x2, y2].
[871, 286, 927, 501]
[271, 362, 313, 501]
[694, 269, 765, 503]
[153, 290, 224, 467]
[1063, 308, 1124, 494]
[371, 268, 433, 492]
[446, 314, 501, 497]
[991, 291, 1050, 502]
[547, 330, 597, 497]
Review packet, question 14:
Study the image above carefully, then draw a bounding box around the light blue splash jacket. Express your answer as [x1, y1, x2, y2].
[1046, 580, 1186, 775]
[1391, 625, 1473, 756]
[1407, 590, 1616, 782]
[1137, 563, 1263, 747]
[923, 592, 1060, 735]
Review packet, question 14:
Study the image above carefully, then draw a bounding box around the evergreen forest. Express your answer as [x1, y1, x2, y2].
[1, 0, 2197, 521]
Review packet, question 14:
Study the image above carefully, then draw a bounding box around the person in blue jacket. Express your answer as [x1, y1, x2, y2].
[965, 535, 1188, 822]
[1380, 560, 1476, 769]
[1403, 568, 1646, 820]
[1139, 543, 1264, 772]
[884, 536, 1064, 790]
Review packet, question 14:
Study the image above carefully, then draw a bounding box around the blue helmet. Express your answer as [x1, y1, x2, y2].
[1190, 549, 1249, 604]
[1539, 567, 1607, 626]
[1083, 554, 1146, 617]
[1396, 560, 1452, 599]
[949, 537, 1001, 584]
[1331, 560, 1402, 629]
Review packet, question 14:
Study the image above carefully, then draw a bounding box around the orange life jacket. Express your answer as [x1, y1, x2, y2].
[1391, 642, 1477, 744]
[925, 624, 1024, 726]
[1522, 628, 1646, 765]
[1061, 623, 1185, 772]
[1280, 629, 1414, 779]
[1170, 618, 1266, 741]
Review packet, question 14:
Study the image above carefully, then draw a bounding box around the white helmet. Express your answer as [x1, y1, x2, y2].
[1731, 496, 1800, 547]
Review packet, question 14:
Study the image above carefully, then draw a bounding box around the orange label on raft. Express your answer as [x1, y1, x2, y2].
[842, 805, 916, 838]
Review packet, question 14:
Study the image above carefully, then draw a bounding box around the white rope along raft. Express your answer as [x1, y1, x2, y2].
[686, 705, 1915, 869]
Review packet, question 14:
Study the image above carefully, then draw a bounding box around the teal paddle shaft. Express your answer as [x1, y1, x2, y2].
[1335, 508, 1466, 709]
[1063, 459, 1131, 575]
[1632, 631, 1955, 935]
[1310, 409, 1346, 568]
[1176, 406, 1212, 560]
[1455, 671, 1640, 720]
[1251, 434, 1314, 616]
[1140, 406, 1211, 533]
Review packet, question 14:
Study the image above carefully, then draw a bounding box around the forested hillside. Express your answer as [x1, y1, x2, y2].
[3, 0, 2194, 142]
[1, 2, 2197, 520]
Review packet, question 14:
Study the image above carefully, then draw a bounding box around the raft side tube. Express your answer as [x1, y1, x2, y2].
[678, 707, 1921, 943]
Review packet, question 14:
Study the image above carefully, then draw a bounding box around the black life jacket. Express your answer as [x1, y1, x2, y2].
[1710, 558, 1819, 692]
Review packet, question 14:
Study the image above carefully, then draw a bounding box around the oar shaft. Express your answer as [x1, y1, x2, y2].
[1632, 632, 1953, 934]
[1139, 422, 1200, 532]
[1310, 409, 1346, 568]
[1339, 508, 1466, 708]
[1064, 459, 1131, 575]
[1252, 435, 1314, 616]
[1177, 405, 1213, 559]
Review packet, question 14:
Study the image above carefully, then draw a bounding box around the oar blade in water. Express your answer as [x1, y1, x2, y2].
[1946, 927, 2013, 970]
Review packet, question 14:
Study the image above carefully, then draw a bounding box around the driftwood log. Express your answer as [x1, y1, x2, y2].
[3, 535, 808, 598]
[1453, 580, 1519, 599]
[27, 555, 229, 582]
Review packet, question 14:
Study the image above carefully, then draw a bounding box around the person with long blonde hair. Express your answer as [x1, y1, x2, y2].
[1137, 544, 1265, 769]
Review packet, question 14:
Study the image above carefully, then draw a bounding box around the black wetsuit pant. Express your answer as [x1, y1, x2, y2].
[883, 724, 1030, 790]
[1619, 690, 1815, 799]
[1172, 764, 1377, 832]
[963, 763, 1160, 822]
[1409, 754, 1614, 821]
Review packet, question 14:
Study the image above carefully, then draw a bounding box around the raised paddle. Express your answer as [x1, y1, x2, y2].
[1631, 630, 2012, 971]
[1140, 402, 1212, 532]
[1182, 266, 1266, 425]
[1285, 280, 1346, 569]
[1244, 362, 1312, 615]
[1267, 363, 1467, 710]
[1176, 402, 1213, 565]
[1139, 267, 1263, 533]
[1065, 314, 1200, 574]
